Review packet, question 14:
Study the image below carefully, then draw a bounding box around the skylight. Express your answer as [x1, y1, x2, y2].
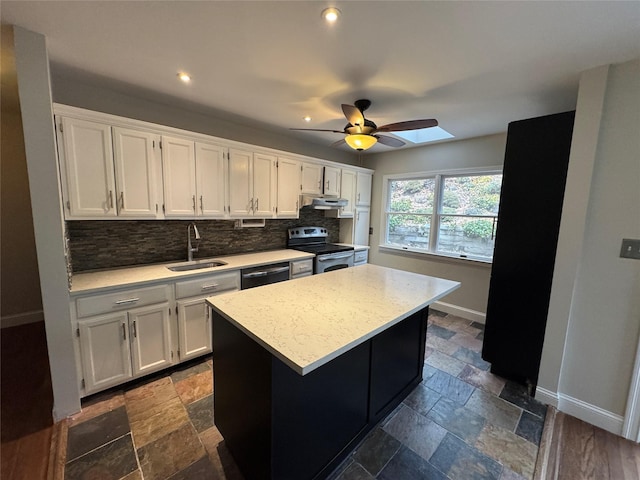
[392, 126, 454, 144]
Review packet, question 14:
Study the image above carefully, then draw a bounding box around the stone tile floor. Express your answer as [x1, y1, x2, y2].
[63, 310, 546, 479]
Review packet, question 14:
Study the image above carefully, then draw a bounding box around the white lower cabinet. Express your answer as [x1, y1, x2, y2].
[174, 271, 240, 362]
[78, 312, 132, 394]
[176, 298, 212, 362]
[76, 284, 174, 395]
[128, 302, 173, 376]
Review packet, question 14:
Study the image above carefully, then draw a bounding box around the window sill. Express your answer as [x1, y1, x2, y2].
[378, 244, 492, 268]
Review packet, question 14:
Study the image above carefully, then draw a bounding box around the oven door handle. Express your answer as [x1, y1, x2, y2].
[242, 266, 290, 278]
[318, 252, 354, 261]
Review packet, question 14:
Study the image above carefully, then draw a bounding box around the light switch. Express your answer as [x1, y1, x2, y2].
[620, 238, 640, 260]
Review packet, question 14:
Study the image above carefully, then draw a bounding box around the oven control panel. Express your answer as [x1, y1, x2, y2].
[287, 226, 328, 239]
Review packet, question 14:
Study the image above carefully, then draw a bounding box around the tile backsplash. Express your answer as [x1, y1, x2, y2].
[67, 209, 340, 272]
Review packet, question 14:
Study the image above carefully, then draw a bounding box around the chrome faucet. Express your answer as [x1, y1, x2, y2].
[187, 223, 200, 261]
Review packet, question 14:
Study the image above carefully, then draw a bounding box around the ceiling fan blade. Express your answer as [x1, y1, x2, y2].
[289, 128, 345, 133]
[375, 119, 438, 132]
[375, 135, 405, 148]
[330, 138, 346, 148]
[342, 104, 365, 128]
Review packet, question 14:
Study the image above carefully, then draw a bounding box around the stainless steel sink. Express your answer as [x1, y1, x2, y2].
[167, 260, 227, 272]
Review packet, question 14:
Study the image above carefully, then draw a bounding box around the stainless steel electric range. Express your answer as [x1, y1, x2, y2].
[287, 226, 354, 273]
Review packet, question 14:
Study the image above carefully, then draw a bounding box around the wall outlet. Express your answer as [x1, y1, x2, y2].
[620, 238, 640, 260]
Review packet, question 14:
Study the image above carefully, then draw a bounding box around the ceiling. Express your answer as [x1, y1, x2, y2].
[2, 1, 639, 154]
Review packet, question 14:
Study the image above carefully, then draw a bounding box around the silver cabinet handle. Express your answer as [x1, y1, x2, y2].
[255, 198, 259, 212]
[132, 320, 137, 338]
[109, 190, 114, 209]
[192, 195, 196, 212]
[201, 283, 219, 290]
[200, 195, 204, 212]
[120, 192, 125, 210]
[357, 192, 361, 202]
[122, 322, 127, 340]
[114, 297, 140, 305]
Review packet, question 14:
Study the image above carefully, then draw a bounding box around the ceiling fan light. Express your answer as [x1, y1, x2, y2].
[345, 134, 377, 151]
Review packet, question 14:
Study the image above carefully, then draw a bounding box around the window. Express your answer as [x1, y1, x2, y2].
[383, 169, 502, 262]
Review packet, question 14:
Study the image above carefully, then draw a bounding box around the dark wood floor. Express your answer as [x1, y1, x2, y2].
[536, 407, 640, 480]
[1, 321, 54, 480]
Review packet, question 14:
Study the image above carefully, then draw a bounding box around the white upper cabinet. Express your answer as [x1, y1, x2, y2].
[338, 169, 356, 217]
[252, 153, 277, 217]
[161, 136, 197, 217]
[354, 207, 371, 246]
[228, 149, 276, 217]
[54, 105, 374, 222]
[301, 162, 323, 195]
[58, 117, 117, 218]
[195, 142, 226, 218]
[112, 127, 160, 218]
[276, 156, 301, 218]
[228, 148, 253, 216]
[356, 172, 372, 206]
[323, 166, 341, 197]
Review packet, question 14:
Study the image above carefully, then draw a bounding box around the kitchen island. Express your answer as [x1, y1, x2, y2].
[207, 264, 460, 480]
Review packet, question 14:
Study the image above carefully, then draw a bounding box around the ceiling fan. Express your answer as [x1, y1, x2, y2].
[291, 99, 438, 151]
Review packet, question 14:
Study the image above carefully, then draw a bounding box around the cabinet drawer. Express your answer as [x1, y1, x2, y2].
[354, 250, 368, 264]
[290, 259, 313, 277]
[175, 271, 240, 299]
[76, 284, 170, 318]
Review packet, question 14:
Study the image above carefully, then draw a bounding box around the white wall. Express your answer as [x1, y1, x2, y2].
[13, 26, 80, 420]
[1, 26, 44, 328]
[538, 58, 640, 433]
[365, 133, 507, 318]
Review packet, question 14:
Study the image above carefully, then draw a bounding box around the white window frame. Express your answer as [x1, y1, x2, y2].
[380, 166, 503, 264]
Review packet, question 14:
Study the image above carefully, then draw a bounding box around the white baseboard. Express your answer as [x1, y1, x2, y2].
[535, 386, 559, 408]
[432, 301, 486, 324]
[559, 393, 624, 436]
[1, 310, 44, 328]
[535, 386, 623, 436]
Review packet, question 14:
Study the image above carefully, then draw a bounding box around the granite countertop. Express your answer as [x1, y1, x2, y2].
[207, 264, 460, 376]
[71, 249, 315, 295]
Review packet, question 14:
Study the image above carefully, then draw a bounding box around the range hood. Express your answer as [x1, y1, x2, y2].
[300, 195, 348, 210]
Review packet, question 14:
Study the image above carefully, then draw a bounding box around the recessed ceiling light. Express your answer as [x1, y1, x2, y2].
[177, 72, 191, 83]
[321, 7, 340, 23]
[303, 116, 312, 123]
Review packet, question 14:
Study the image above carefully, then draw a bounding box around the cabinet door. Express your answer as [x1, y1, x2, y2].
[253, 153, 277, 217]
[195, 142, 226, 217]
[301, 162, 323, 194]
[324, 166, 341, 197]
[162, 136, 197, 217]
[177, 297, 213, 362]
[354, 207, 370, 246]
[228, 148, 253, 216]
[276, 157, 300, 218]
[78, 312, 132, 394]
[113, 127, 159, 218]
[339, 170, 356, 217]
[59, 117, 117, 218]
[356, 172, 372, 206]
[129, 302, 173, 377]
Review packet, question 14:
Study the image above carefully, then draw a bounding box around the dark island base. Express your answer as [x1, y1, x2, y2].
[212, 307, 429, 480]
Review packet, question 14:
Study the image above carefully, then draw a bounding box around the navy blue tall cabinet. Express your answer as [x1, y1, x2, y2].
[482, 111, 575, 392]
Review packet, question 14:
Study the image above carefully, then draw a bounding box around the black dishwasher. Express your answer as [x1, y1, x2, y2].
[240, 262, 290, 290]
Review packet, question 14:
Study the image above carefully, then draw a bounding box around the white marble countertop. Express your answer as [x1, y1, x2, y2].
[71, 249, 315, 295]
[207, 264, 460, 375]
